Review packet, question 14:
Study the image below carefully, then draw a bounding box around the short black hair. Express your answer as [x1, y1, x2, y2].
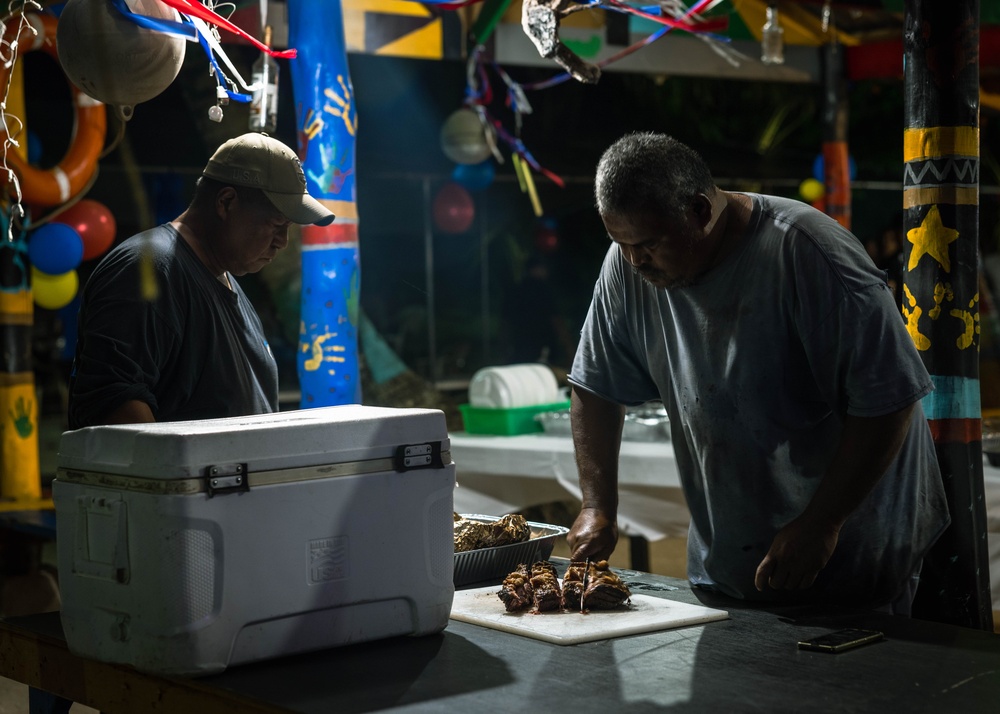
[595, 132, 715, 221]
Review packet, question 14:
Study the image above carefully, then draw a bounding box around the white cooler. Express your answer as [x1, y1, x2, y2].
[53, 405, 456, 676]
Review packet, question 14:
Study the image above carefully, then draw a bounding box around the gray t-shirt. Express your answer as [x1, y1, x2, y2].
[570, 193, 950, 607]
[69, 224, 278, 428]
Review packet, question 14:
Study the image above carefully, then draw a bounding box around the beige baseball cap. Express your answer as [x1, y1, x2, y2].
[202, 133, 335, 226]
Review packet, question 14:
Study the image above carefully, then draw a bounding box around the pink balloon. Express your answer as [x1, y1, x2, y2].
[432, 183, 474, 234]
[56, 199, 117, 261]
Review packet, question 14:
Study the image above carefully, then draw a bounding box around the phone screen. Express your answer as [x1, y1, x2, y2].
[797, 628, 884, 653]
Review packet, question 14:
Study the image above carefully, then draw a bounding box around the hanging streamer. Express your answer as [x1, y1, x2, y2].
[109, 0, 197, 39]
[288, 0, 360, 407]
[453, 0, 724, 210]
[157, 0, 296, 57]
[111, 0, 259, 108]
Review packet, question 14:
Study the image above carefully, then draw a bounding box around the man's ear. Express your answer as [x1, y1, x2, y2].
[691, 193, 715, 229]
[216, 187, 238, 218]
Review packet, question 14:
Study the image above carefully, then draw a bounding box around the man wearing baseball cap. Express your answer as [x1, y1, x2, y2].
[68, 133, 335, 428]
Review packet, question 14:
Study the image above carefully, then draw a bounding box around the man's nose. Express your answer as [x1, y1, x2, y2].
[621, 244, 644, 267]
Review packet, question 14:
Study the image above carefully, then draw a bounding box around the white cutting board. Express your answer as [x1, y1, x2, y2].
[450, 583, 728, 645]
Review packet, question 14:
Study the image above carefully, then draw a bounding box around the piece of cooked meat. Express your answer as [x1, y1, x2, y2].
[561, 560, 587, 610]
[529, 561, 562, 612]
[583, 560, 631, 610]
[498, 563, 533, 612]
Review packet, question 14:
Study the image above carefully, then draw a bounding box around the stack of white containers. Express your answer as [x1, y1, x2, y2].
[459, 364, 568, 436]
[467, 364, 560, 409]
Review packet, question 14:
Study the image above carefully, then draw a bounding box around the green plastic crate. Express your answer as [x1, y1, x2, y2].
[459, 401, 571, 436]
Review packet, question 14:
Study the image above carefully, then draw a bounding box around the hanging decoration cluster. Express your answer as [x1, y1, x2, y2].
[0, 5, 114, 311]
[430, 0, 734, 221]
[58, 0, 297, 123]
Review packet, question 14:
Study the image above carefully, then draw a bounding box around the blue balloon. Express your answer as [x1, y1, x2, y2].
[452, 160, 495, 192]
[28, 222, 84, 275]
[27, 130, 42, 165]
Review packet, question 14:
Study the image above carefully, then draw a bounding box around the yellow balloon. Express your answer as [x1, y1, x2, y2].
[799, 178, 825, 202]
[32, 267, 78, 310]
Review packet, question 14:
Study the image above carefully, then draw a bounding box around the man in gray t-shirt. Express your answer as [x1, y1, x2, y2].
[568, 132, 950, 611]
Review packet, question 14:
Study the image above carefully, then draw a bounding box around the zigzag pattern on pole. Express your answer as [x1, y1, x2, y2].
[904, 157, 980, 187]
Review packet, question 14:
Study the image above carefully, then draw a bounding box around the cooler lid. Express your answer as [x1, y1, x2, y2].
[57, 405, 450, 480]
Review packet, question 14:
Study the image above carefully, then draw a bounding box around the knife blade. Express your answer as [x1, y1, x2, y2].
[580, 557, 590, 613]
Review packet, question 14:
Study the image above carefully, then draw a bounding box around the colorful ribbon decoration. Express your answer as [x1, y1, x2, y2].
[157, 0, 297, 58]
[110, 0, 197, 39]
[111, 0, 259, 104]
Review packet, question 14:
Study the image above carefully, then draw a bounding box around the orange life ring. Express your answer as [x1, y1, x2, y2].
[2, 13, 106, 208]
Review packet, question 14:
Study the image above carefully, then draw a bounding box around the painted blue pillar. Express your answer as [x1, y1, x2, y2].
[288, 0, 361, 406]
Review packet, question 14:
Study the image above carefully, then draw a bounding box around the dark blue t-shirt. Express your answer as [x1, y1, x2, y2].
[69, 224, 278, 428]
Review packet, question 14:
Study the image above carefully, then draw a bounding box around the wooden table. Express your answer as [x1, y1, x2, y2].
[2, 566, 999, 713]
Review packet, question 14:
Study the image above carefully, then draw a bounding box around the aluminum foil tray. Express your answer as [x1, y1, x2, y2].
[534, 404, 670, 441]
[454, 514, 570, 587]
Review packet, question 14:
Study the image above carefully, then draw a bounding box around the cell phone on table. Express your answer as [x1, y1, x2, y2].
[797, 628, 884, 653]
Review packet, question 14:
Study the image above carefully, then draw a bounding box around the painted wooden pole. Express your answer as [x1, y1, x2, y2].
[0, 229, 41, 502]
[902, 0, 993, 630]
[288, 0, 361, 407]
[0, 53, 40, 503]
[821, 41, 850, 229]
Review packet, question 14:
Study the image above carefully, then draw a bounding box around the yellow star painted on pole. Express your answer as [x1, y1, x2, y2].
[906, 205, 959, 272]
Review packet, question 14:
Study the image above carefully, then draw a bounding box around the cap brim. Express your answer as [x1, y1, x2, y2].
[264, 190, 336, 226]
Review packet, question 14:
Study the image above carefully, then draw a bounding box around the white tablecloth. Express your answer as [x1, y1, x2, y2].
[451, 431, 1000, 609]
[451, 432, 689, 541]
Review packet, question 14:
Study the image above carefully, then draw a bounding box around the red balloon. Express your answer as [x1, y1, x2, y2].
[432, 183, 474, 234]
[535, 226, 559, 253]
[55, 199, 116, 261]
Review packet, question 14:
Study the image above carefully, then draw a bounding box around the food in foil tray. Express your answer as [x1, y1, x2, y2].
[498, 559, 632, 613]
[454, 512, 531, 553]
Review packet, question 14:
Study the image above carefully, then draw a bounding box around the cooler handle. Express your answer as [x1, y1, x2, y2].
[394, 441, 444, 471]
[204, 462, 250, 497]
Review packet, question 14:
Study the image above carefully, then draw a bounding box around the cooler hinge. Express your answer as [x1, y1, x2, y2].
[204, 463, 250, 497]
[394, 441, 444, 472]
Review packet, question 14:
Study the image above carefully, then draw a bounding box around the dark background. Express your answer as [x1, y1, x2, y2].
[23, 34, 1000, 414]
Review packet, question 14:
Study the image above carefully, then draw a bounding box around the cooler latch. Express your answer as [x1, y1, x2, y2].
[394, 441, 444, 471]
[204, 463, 250, 496]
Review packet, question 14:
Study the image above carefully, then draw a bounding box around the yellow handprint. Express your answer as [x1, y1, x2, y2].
[302, 331, 347, 373]
[303, 333, 332, 371]
[323, 76, 357, 137]
[902, 284, 931, 351]
[928, 281, 953, 320]
[949, 292, 979, 350]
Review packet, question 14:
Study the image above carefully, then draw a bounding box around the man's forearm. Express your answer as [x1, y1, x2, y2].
[802, 402, 917, 530]
[570, 386, 625, 513]
[754, 401, 920, 592]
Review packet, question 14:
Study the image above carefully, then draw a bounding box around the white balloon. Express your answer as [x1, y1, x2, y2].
[440, 108, 493, 165]
[57, 0, 186, 118]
